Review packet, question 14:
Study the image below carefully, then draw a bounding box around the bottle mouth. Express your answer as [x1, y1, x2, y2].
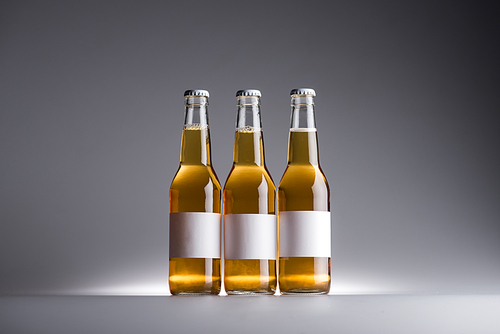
[237, 95, 261, 106]
[185, 96, 209, 107]
[291, 95, 315, 106]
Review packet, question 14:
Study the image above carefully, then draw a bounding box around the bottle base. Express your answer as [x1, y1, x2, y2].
[169, 258, 221, 295]
[170, 291, 220, 296]
[280, 289, 329, 295]
[278, 256, 330, 294]
[226, 290, 275, 296]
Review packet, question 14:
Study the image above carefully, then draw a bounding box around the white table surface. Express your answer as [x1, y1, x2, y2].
[1, 294, 499, 333]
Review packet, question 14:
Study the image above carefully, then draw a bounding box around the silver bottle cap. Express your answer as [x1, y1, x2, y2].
[290, 88, 316, 96]
[184, 89, 209, 97]
[236, 89, 261, 97]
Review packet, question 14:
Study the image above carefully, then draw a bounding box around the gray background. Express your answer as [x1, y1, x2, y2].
[1, 0, 499, 295]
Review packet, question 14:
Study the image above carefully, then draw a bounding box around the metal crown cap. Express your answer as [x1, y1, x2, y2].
[290, 88, 316, 96]
[236, 89, 261, 97]
[184, 89, 209, 97]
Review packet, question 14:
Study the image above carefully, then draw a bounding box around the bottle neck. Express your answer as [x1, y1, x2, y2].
[233, 96, 265, 166]
[180, 96, 211, 166]
[290, 95, 316, 130]
[288, 95, 319, 165]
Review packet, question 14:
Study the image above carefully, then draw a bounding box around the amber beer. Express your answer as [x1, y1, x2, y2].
[169, 90, 222, 295]
[224, 89, 276, 294]
[278, 88, 331, 294]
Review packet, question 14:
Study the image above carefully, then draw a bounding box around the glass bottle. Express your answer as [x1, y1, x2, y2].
[278, 88, 331, 294]
[169, 89, 222, 295]
[223, 89, 277, 295]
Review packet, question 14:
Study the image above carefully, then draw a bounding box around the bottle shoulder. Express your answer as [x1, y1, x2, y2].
[277, 164, 329, 212]
[171, 164, 221, 191]
[224, 164, 275, 191]
[278, 164, 329, 191]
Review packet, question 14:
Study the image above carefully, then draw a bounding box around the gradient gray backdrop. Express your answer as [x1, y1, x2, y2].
[1, 0, 499, 295]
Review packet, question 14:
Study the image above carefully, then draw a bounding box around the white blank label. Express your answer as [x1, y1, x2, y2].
[224, 214, 276, 260]
[279, 211, 331, 257]
[169, 212, 221, 258]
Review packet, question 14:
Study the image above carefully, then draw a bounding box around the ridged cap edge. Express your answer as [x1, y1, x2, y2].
[236, 89, 261, 97]
[184, 89, 209, 97]
[290, 88, 316, 96]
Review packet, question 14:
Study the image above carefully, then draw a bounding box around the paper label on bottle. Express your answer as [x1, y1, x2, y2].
[224, 214, 276, 260]
[279, 211, 331, 257]
[169, 212, 221, 258]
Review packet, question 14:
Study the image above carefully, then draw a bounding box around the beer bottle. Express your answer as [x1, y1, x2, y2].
[169, 90, 222, 295]
[278, 88, 331, 294]
[223, 89, 277, 295]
